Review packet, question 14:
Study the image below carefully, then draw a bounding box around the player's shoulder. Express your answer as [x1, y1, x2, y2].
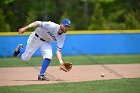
[41, 21, 59, 29]
[46, 21, 58, 26]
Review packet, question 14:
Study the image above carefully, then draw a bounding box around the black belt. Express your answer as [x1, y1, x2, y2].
[35, 33, 45, 41]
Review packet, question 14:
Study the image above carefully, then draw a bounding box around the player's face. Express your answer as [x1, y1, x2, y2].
[59, 24, 70, 34]
[62, 24, 70, 33]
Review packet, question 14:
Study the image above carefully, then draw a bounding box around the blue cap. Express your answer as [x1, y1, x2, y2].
[61, 18, 71, 27]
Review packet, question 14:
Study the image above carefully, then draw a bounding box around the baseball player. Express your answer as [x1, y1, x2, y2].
[13, 18, 71, 80]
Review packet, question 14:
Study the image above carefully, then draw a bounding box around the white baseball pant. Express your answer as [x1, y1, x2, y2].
[21, 32, 53, 61]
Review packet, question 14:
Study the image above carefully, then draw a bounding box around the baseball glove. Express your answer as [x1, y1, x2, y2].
[60, 62, 72, 72]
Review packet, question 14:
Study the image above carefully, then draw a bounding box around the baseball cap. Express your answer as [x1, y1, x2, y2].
[61, 18, 71, 27]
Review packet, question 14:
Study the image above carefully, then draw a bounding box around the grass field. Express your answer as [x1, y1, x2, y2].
[0, 55, 140, 93]
[0, 78, 140, 93]
[0, 54, 140, 67]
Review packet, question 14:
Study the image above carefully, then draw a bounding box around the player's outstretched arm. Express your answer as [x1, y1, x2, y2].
[18, 21, 41, 34]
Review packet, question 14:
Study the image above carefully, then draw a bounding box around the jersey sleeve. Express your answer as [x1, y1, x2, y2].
[56, 40, 65, 50]
[28, 21, 42, 28]
[40, 21, 56, 29]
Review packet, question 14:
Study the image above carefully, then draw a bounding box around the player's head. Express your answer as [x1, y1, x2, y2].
[61, 18, 71, 27]
[59, 18, 71, 35]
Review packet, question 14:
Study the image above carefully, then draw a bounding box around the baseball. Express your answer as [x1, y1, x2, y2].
[101, 73, 105, 77]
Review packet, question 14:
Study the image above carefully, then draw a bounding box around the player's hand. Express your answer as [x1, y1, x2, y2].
[18, 26, 29, 34]
[60, 62, 72, 72]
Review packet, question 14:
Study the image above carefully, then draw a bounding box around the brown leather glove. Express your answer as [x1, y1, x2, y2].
[60, 62, 72, 72]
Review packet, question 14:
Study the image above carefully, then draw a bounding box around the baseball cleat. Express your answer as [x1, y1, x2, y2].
[38, 75, 50, 81]
[13, 44, 23, 57]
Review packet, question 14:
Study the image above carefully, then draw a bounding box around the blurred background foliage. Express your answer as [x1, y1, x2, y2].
[0, 0, 140, 32]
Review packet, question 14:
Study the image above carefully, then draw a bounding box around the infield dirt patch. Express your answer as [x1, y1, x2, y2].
[0, 64, 140, 86]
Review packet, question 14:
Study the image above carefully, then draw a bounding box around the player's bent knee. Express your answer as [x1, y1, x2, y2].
[21, 56, 31, 62]
[21, 57, 30, 62]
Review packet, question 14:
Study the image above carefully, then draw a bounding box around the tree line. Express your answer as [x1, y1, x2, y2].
[0, 0, 140, 32]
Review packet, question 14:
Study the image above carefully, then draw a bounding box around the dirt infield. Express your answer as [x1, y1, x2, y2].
[0, 64, 140, 86]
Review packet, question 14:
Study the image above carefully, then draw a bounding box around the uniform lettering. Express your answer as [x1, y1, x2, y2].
[47, 32, 57, 41]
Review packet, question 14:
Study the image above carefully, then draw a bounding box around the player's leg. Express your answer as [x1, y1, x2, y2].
[38, 42, 52, 80]
[13, 32, 35, 57]
[13, 32, 41, 61]
[38, 58, 51, 80]
[21, 33, 41, 61]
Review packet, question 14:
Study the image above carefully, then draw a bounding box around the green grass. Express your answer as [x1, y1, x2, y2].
[0, 54, 140, 67]
[0, 78, 140, 93]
